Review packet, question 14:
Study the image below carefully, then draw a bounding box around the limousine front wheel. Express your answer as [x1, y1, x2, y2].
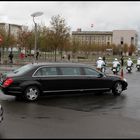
[24, 86, 40, 101]
[112, 82, 123, 96]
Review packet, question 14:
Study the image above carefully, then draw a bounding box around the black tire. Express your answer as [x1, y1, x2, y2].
[112, 82, 123, 96]
[24, 86, 40, 101]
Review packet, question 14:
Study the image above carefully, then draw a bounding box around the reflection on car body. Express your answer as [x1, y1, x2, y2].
[0, 63, 128, 101]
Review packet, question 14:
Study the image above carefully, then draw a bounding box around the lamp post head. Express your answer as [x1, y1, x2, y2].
[31, 12, 43, 17]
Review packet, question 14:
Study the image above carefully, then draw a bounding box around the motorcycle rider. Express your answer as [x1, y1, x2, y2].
[96, 57, 106, 72]
[136, 57, 140, 65]
[127, 58, 133, 67]
[112, 58, 121, 73]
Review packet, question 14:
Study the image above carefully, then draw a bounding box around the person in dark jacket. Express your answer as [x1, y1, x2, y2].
[36, 51, 39, 60]
[8, 51, 13, 63]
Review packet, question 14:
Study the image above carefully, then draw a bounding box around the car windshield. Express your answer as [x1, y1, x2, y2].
[13, 64, 33, 74]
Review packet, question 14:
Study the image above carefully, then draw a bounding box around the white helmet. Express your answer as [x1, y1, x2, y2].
[115, 58, 118, 61]
[98, 57, 102, 60]
[128, 58, 131, 60]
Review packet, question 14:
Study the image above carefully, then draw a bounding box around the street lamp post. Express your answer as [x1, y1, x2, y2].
[31, 12, 43, 63]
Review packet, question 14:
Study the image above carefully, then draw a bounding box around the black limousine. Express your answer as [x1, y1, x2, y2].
[0, 63, 128, 101]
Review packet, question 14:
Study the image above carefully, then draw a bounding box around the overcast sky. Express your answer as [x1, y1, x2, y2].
[0, 1, 140, 33]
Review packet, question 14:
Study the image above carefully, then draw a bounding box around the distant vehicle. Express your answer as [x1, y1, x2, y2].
[0, 63, 128, 101]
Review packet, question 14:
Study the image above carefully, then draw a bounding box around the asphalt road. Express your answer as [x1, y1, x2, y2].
[0, 67, 140, 138]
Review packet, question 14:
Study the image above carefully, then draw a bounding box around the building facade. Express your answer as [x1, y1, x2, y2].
[112, 30, 138, 47]
[72, 29, 138, 47]
[0, 23, 22, 39]
[72, 29, 113, 46]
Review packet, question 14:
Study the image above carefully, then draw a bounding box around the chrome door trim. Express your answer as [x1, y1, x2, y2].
[43, 88, 110, 93]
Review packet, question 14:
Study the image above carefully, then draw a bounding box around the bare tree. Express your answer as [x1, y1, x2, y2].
[122, 43, 128, 56]
[17, 27, 34, 56]
[129, 44, 136, 56]
[0, 27, 16, 59]
[50, 15, 71, 61]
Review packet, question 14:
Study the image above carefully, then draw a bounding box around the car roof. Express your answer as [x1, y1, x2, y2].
[28, 62, 92, 68]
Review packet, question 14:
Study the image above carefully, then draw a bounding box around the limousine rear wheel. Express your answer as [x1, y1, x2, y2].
[112, 82, 123, 96]
[24, 86, 40, 101]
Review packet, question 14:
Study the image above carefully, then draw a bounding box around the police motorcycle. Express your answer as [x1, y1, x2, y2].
[111, 58, 121, 75]
[126, 64, 133, 73]
[112, 64, 120, 74]
[136, 58, 140, 71]
[136, 64, 140, 71]
[126, 58, 133, 73]
[96, 57, 106, 73]
[97, 64, 106, 73]
[100, 63, 106, 73]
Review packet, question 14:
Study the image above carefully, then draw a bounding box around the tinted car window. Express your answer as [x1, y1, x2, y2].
[34, 67, 57, 76]
[84, 67, 99, 76]
[60, 67, 81, 75]
[13, 64, 33, 74]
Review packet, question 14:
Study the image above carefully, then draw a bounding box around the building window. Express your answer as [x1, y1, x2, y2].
[121, 41, 123, 45]
[86, 36, 88, 40]
[108, 36, 110, 40]
[107, 42, 110, 45]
